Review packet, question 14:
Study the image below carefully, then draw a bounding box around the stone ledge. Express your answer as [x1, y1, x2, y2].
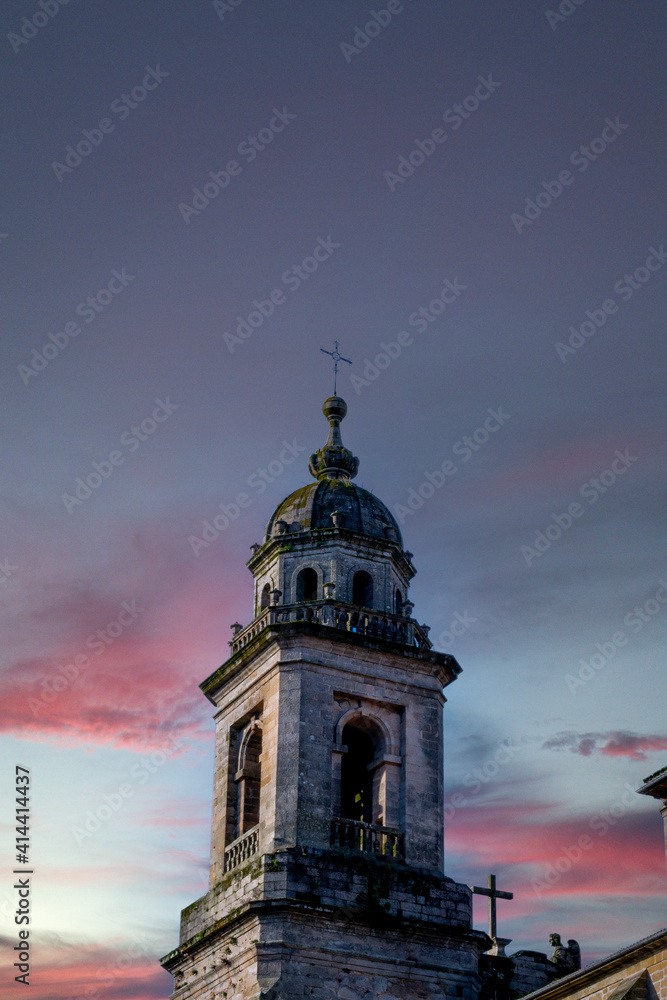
[201, 621, 460, 703]
[163, 895, 490, 970]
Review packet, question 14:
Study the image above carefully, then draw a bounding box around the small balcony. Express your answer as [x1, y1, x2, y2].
[230, 599, 431, 656]
[223, 825, 259, 873]
[330, 817, 404, 859]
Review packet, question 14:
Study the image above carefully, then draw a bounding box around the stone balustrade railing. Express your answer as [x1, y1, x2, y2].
[330, 817, 404, 859]
[223, 825, 259, 873]
[230, 599, 431, 655]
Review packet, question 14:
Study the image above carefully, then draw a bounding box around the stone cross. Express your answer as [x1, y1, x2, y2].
[470, 873, 513, 940]
[320, 340, 351, 395]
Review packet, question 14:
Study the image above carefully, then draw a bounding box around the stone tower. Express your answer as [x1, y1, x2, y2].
[161, 396, 494, 999]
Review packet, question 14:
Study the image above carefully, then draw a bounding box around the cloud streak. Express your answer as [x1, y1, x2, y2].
[543, 730, 667, 761]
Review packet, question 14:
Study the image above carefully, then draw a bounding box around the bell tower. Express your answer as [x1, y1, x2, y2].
[161, 397, 491, 999]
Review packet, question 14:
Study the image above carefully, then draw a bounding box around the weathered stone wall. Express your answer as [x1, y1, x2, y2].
[165, 849, 489, 1000]
[510, 950, 558, 997]
[206, 628, 455, 882]
[208, 646, 281, 887]
[182, 847, 473, 945]
[167, 907, 484, 1000]
[253, 532, 412, 615]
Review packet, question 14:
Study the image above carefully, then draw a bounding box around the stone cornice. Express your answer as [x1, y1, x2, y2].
[637, 768, 667, 800]
[201, 619, 461, 704]
[247, 526, 415, 580]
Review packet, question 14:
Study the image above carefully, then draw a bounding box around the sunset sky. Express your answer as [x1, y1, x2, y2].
[1, 2, 666, 997]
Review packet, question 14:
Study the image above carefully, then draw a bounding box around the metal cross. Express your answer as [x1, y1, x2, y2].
[320, 340, 352, 395]
[470, 874, 513, 940]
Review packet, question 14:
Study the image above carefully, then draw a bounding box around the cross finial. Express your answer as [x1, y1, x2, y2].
[320, 340, 351, 396]
[470, 873, 513, 941]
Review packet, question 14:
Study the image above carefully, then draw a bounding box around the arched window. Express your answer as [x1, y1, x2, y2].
[395, 589, 403, 616]
[260, 583, 271, 609]
[296, 567, 318, 602]
[352, 570, 373, 608]
[237, 725, 262, 834]
[341, 724, 375, 823]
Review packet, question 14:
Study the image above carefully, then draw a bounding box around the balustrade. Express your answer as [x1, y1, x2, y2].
[230, 600, 430, 655]
[330, 817, 404, 859]
[223, 825, 259, 873]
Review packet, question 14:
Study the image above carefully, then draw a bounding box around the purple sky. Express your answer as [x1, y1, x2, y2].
[1, 2, 666, 997]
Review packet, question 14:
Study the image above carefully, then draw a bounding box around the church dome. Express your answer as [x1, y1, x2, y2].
[263, 395, 403, 547]
[265, 479, 402, 546]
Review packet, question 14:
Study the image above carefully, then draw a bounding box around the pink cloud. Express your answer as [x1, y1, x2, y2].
[543, 730, 667, 761]
[446, 801, 666, 901]
[0, 521, 244, 749]
[483, 436, 645, 498]
[0, 936, 172, 1000]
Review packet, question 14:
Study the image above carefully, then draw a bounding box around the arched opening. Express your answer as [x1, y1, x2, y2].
[352, 570, 373, 608]
[296, 567, 318, 602]
[260, 583, 271, 609]
[395, 588, 403, 616]
[237, 725, 262, 834]
[340, 724, 375, 823]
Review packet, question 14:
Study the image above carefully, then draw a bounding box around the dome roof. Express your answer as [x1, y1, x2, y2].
[263, 395, 403, 547]
[265, 479, 402, 546]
